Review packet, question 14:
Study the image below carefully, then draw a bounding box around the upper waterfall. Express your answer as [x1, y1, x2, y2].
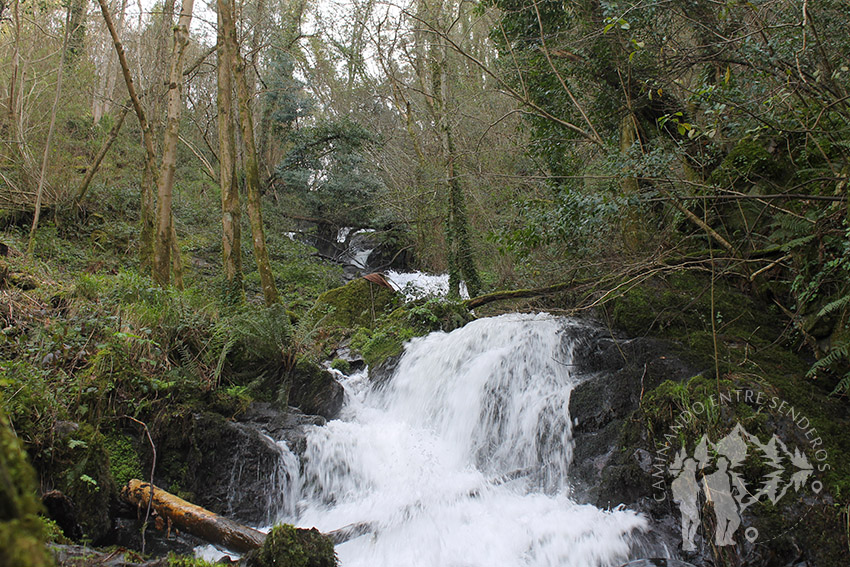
[294, 313, 647, 567]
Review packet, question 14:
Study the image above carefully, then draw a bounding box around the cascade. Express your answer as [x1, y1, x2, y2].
[285, 313, 647, 567]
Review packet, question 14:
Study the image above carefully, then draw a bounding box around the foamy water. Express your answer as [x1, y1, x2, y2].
[290, 314, 646, 567]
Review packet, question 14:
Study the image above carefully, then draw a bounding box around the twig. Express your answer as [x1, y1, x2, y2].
[124, 416, 156, 555]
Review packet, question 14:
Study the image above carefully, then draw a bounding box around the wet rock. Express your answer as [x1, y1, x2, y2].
[108, 514, 205, 559]
[568, 330, 699, 503]
[287, 359, 344, 420]
[150, 411, 296, 525]
[368, 353, 402, 388]
[240, 402, 325, 456]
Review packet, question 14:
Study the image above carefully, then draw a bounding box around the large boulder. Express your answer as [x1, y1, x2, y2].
[150, 409, 299, 525]
[308, 278, 398, 331]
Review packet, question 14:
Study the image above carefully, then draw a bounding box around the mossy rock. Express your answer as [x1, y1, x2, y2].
[285, 359, 344, 419]
[47, 424, 118, 544]
[103, 432, 143, 489]
[351, 298, 473, 370]
[708, 137, 789, 186]
[0, 407, 54, 567]
[308, 278, 398, 331]
[247, 524, 337, 567]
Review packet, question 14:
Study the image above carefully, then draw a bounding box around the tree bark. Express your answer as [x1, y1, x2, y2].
[123, 479, 360, 550]
[220, 0, 279, 305]
[67, 0, 88, 66]
[432, 27, 481, 297]
[123, 480, 265, 553]
[152, 0, 194, 286]
[96, 0, 158, 273]
[27, 7, 71, 256]
[217, 0, 243, 301]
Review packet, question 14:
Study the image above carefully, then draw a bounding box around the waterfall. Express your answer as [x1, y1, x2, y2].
[287, 313, 647, 567]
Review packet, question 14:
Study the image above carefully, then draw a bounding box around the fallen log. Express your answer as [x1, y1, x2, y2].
[464, 281, 575, 310]
[123, 479, 368, 552]
[123, 479, 265, 553]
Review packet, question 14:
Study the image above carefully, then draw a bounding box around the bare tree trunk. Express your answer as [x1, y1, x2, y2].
[171, 222, 184, 289]
[67, 0, 88, 66]
[75, 103, 130, 204]
[7, 0, 20, 137]
[217, 0, 243, 301]
[220, 0, 279, 305]
[93, 0, 127, 123]
[6, 0, 36, 194]
[152, 0, 194, 286]
[27, 7, 72, 256]
[96, 0, 158, 273]
[432, 25, 480, 297]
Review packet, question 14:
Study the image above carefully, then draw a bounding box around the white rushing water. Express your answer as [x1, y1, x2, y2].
[384, 270, 469, 301]
[288, 313, 647, 567]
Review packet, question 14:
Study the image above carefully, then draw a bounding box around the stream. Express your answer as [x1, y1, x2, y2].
[284, 313, 646, 567]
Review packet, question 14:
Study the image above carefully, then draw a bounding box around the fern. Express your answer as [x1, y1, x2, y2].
[780, 234, 817, 252]
[210, 304, 293, 382]
[832, 373, 850, 396]
[818, 294, 850, 318]
[808, 339, 850, 395]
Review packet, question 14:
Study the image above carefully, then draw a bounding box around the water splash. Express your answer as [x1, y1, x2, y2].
[384, 270, 469, 300]
[292, 313, 646, 567]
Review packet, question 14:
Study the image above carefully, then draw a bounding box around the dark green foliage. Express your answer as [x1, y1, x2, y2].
[249, 524, 337, 567]
[44, 424, 118, 543]
[103, 433, 143, 489]
[263, 51, 313, 138]
[274, 120, 385, 229]
[212, 302, 294, 379]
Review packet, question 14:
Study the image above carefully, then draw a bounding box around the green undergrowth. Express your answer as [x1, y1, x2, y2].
[0, 211, 349, 552]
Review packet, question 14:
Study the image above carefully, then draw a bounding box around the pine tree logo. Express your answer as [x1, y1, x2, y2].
[668, 423, 819, 550]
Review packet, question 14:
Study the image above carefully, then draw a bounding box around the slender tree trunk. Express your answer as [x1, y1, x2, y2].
[220, 0, 279, 305]
[96, 0, 158, 273]
[6, 0, 35, 193]
[75, 103, 129, 204]
[171, 222, 184, 289]
[7, 0, 20, 137]
[432, 31, 480, 297]
[152, 0, 194, 286]
[217, 0, 243, 301]
[93, 0, 127, 123]
[27, 7, 72, 256]
[620, 114, 644, 250]
[67, 0, 88, 66]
